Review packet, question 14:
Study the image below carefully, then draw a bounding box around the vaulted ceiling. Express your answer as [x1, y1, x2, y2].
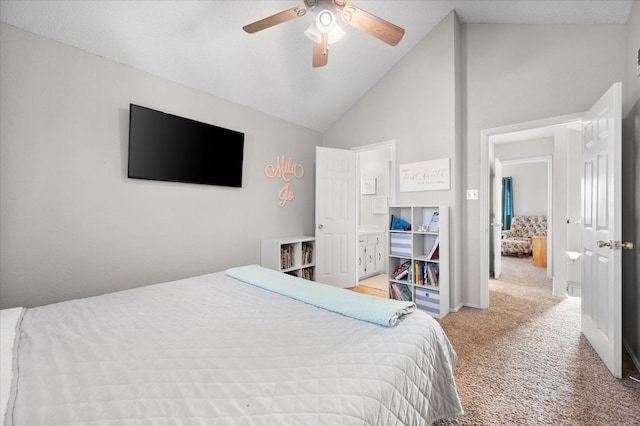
[0, 0, 633, 131]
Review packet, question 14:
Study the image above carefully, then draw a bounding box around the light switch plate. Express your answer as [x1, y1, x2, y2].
[467, 189, 478, 200]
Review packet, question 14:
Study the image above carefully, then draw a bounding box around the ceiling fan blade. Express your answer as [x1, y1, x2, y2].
[340, 5, 405, 46]
[312, 32, 329, 67]
[243, 6, 307, 33]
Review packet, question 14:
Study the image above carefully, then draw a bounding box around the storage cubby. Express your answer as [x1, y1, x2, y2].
[388, 206, 449, 318]
[261, 236, 315, 281]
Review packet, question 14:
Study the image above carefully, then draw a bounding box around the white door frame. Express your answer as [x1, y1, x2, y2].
[492, 157, 503, 279]
[352, 140, 397, 280]
[479, 113, 584, 309]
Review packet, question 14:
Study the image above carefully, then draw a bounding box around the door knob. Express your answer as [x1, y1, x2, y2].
[597, 240, 635, 250]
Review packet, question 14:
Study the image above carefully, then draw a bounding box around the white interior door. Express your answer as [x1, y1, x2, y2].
[581, 82, 622, 378]
[315, 147, 357, 288]
[492, 158, 503, 279]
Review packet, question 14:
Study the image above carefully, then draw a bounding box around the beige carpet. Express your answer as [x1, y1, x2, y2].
[434, 256, 640, 425]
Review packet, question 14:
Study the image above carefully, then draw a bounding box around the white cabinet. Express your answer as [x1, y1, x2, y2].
[261, 236, 315, 280]
[358, 233, 385, 279]
[375, 244, 385, 273]
[388, 206, 449, 318]
[357, 243, 367, 278]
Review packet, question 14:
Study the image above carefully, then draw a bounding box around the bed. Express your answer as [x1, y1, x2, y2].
[1, 265, 463, 425]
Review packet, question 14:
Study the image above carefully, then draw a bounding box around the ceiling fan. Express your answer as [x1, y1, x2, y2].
[243, 0, 405, 67]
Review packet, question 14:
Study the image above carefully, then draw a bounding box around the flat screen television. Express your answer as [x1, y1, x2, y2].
[128, 104, 244, 188]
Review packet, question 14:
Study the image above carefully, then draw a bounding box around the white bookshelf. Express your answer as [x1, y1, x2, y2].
[388, 206, 449, 318]
[261, 236, 315, 281]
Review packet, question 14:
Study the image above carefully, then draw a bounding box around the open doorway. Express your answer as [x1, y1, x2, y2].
[352, 140, 396, 294]
[479, 113, 584, 309]
[314, 140, 396, 291]
[492, 155, 553, 279]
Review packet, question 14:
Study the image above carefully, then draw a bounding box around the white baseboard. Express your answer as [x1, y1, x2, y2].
[451, 303, 464, 312]
[460, 303, 483, 309]
[568, 285, 581, 297]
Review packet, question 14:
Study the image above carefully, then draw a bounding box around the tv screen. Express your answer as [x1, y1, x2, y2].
[128, 104, 244, 187]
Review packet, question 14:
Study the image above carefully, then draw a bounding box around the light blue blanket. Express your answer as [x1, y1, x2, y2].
[226, 265, 415, 327]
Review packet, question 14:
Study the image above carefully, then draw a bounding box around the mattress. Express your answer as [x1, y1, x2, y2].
[2, 269, 463, 425]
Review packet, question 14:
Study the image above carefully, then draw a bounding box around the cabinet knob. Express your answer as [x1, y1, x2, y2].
[317, 224, 324, 230]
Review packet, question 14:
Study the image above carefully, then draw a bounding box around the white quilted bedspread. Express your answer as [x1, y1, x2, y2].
[8, 271, 463, 425]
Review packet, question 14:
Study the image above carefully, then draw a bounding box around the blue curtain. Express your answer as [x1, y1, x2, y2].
[502, 177, 514, 230]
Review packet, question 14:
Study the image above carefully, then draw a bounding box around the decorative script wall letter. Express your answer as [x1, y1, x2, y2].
[265, 156, 305, 207]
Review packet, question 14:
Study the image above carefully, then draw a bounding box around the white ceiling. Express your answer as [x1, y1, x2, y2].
[0, 0, 633, 132]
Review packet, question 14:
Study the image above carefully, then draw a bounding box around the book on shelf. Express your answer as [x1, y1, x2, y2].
[427, 236, 440, 260]
[302, 243, 313, 265]
[389, 283, 400, 300]
[426, 263, 439, 287]
[427, 211, 440, 232]
[391, 260, 411, 280]
[281, 245, 295, 269]
[414, 261, 426, 286]
[390, 283, 412, 302]
[301, 267, 313, 280]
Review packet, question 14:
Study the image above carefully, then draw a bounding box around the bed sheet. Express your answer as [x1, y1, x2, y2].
[7, 271, 463, 425]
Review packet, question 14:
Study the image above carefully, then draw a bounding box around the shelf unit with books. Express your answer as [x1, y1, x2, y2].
[261, 236, 315, 281]
[388, 205, 449, 318]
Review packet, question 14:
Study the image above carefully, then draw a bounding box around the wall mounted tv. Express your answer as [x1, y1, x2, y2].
[128, 104, 244, 188]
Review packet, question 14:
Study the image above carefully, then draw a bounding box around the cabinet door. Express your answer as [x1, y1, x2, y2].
[365, 245, 375, 274]
[375, 243, 385, 273]
[358, 245, 366, 277]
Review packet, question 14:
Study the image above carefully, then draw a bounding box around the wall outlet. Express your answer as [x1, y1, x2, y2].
[467, 189, 479, 200]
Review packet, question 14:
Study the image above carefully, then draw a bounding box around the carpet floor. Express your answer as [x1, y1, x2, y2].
[434, 256, 640, 425]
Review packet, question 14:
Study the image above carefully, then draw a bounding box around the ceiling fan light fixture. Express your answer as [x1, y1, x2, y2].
[304, 20, 345, 45]
[315, 9, 336, 32]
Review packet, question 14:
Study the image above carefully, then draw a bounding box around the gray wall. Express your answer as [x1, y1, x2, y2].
[0, 24, 321, 309]
[622, 0, 640, 370]
[495, 138, 554, 218]
[462, 23, 626, 305]
[359, 147, 391, 229]
[500, 162, 547, 217]
[324, 7, 635, 362]
[324, 14, 626, 314]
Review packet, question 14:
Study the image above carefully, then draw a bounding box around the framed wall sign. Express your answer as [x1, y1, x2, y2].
[399, 158, 450, 192]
